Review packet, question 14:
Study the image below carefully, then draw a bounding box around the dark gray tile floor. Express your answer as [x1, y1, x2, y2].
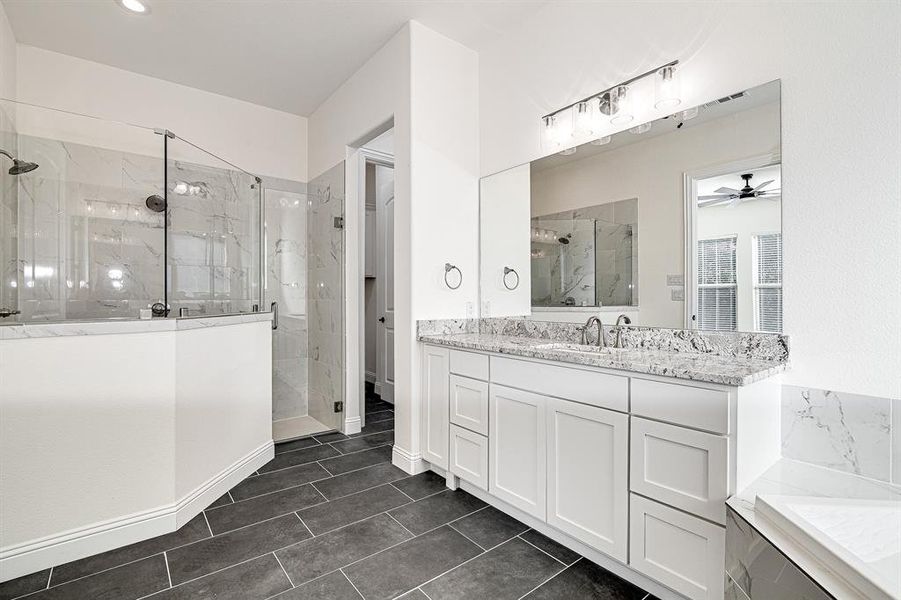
[1, 395, 659, 600]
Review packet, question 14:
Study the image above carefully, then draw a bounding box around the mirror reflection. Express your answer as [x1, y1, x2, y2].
[480, 80, 782, 333]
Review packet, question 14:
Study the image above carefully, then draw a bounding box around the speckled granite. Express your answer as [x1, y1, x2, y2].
[417, 332, 786, 386]
[416, 318, 480, 336]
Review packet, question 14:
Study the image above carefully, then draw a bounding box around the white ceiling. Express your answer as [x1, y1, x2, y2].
[1, 0, 543, 116]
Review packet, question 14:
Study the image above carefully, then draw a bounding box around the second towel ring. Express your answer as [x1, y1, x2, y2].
[444, 263, 462, 290]
[503, 266, 520, 290]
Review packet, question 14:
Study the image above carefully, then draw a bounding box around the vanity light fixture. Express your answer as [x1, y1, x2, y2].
[117, 0, 149, 14]
[590, 135, 612, 146]
[540, 59, 679, 149]
[629, 122, 652, 135]
[680, 106, 699, 121]
[559, 147, 577, 156]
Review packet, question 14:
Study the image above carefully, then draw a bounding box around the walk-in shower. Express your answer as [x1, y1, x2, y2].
[0, 98, 346, 438]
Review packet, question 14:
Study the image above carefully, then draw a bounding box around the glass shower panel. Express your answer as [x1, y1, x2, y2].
[0, 100, 18, 319]
[307, 162, 345, 432]
[264, 186, 310, 425]
[531, 216, 596, 307]
[1, 99, 164, 322]
[166, 134, 262, 316]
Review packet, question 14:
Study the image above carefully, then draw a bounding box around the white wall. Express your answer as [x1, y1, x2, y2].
[15, 45, 307, 182]
[477, 1, 901, 400]
[0, 2, 15, 100]
[308, 21, 479, 471]
[528, 103, 779, 328]
[697, 199, 781, 331]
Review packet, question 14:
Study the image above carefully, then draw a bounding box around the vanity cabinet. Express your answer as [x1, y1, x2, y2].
[489, 385, 547, 519]
[546, 397, 628, 561]
[420, 343, 780, 600]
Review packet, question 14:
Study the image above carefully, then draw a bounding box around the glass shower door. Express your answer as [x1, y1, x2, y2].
[306, 162, 345, 432]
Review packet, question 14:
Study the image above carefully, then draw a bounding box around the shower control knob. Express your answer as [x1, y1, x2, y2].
[0, 308, 21, 318]
[150, 302, 170, 317]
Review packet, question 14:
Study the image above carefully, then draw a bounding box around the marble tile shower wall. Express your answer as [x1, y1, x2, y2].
[15, 134, 165, 321]
[0, 106, 17, 315]
[782, 385, 900, 485]
[306, 162, 345, 428]
[266, 187, 309, 421]
[167, 158, 260, 315]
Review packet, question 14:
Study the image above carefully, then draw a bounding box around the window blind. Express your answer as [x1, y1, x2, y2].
[754, 233, 783, 332]
[697, 237, 737, 331]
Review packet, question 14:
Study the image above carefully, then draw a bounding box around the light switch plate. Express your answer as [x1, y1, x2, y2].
[667, 274, 684, 286]
[671, 287, 685, 301]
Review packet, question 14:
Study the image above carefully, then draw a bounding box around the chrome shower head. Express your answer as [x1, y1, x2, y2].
[9, 159, 39, 175]
[0, 149, 39, 175]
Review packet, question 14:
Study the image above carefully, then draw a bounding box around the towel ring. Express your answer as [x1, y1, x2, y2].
[503, 266, 520, 290]
[444, 263, 462, 290]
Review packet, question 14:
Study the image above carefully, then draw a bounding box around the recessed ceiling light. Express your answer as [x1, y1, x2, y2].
[117, 0, 149, 14]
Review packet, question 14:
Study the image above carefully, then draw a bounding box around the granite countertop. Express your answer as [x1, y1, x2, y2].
[727, 459, 901, 600]
[418, 332, 786, 386]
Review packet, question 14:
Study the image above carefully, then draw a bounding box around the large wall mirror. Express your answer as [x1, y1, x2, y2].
[479, 80, 782, 333]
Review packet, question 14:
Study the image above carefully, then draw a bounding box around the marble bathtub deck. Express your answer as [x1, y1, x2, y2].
[727, 458, 901, 600]
[418, 332, 786, 386]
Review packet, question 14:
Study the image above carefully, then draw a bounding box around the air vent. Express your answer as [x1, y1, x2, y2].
[702, 91, 747, 110]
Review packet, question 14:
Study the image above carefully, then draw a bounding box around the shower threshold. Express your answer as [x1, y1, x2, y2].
[273, 415, 331, 442]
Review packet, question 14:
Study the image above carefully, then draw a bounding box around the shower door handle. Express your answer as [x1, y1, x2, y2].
[0, 308, 21, 318]
[270, 301, 278, 330]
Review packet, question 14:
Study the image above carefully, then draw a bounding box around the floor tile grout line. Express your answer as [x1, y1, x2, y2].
[515, 560, 569, 600]
[317, 460, 334, 477]
[339, 568, 366, 600]
[294, 512, 314, 537]
[390, 482, 417, 502]
[226, 490, 234, 503]
[262, 443, 393, 476]
[516, 534, 569, 567]
[272, 551, 295, 588]
[385, 512, 418, 538]
[45, 567, 52, 589]
[46, 552, 170, 600]
[208, 493, 330, 537]
[163, 551, 173, 588]
[315, 475, 411, 503]
[201, 509, 214, 537]
[418, 586, 436, 600]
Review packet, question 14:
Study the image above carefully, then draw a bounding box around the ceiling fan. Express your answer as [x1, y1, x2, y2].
[698, 173, 781, 207]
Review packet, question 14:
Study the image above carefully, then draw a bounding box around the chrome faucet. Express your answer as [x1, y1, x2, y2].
[584, 316, 606, 348]
[614, 314, 632, 348]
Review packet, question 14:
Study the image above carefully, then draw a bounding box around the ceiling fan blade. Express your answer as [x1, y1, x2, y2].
[700, 198, 732, 207]
[752, 179, 775, 192]
[714, 186, 740, 194]
[698, 194, 729, 200]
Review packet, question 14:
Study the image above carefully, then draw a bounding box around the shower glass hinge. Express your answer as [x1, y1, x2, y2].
[333, 216, 344, 229]
[334, 401, 344, 413]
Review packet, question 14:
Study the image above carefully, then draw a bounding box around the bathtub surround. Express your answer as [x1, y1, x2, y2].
[782, 386, 896, 484]
[0, 314, 273, 580]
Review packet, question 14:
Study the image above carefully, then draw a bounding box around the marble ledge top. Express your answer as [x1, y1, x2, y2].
[727, 459, 901, 600]
[418, 332, 786, 386]
[0, 312, 274, 340]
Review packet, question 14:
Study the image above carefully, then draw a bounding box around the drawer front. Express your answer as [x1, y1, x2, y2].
[491, 356, 628, 413]
[449, 425, 489, 490]
[450, 349, 489, 381]
[630, 417, 729, 524]
[449, 375, 489, 436]
[631, 378, 730, 434]
[629, 494, 725, 600]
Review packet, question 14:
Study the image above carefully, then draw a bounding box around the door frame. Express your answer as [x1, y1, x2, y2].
[356, 146, 394, 429]
[682, 151, 781, 329]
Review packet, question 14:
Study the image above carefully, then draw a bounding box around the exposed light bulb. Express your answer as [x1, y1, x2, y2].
[609, 86, 634, 126]
[590, 135, 612, 146]
[573, 100, 600, 138]
[629, 122, 652, 135]
[654, 65, 681, 109]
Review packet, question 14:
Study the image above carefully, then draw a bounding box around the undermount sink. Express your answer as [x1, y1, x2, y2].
[535, 342, 625, 354]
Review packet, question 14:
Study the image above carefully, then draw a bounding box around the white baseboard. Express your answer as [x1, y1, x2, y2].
[454, 476, 681, 600]
[365, 371, 376, 384]
[344, 415, 362, 436]
[0, 441, 273, 582]
[392, 445, 428, 475]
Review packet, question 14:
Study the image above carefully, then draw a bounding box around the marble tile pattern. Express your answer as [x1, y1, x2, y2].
[726, 458, 901, 600]
[781, 385, 893, 482]
[417, 332, 786, 386]
[0, 104, 18, 318]
[306, 161, 345, 430]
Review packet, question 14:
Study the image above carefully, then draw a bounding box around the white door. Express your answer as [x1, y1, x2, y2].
[420, 345, 450, 469]
[489, 385, 546, 520]
[546, 397, 628, 561]
[375, 164, 395, 403]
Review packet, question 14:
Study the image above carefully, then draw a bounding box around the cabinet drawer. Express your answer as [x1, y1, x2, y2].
[630, 417, 729, 524]
[631, 378, 731, 434]
[449, 425, 488, 491]
[491, 356, 628, 413]
[449, 375, 489, 436]
[629, 494, 725, 600]
[450, 349, 489, 381]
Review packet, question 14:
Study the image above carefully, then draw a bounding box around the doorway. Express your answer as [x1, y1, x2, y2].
[359, 131, 395, 433]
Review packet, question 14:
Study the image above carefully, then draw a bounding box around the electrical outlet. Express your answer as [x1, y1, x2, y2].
[666, 274, 684, 286]
[671, 287, 685, 301]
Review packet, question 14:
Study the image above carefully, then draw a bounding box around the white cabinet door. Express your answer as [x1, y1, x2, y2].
[420, 345, 449, 469]
[630, 494, 725, 600]
[449, 375, 489, 436]
[449, 425, 489, 490]
[630, 417, 729, 524]
[489, 385, 546, 520]
[546, 398, 628, 562]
